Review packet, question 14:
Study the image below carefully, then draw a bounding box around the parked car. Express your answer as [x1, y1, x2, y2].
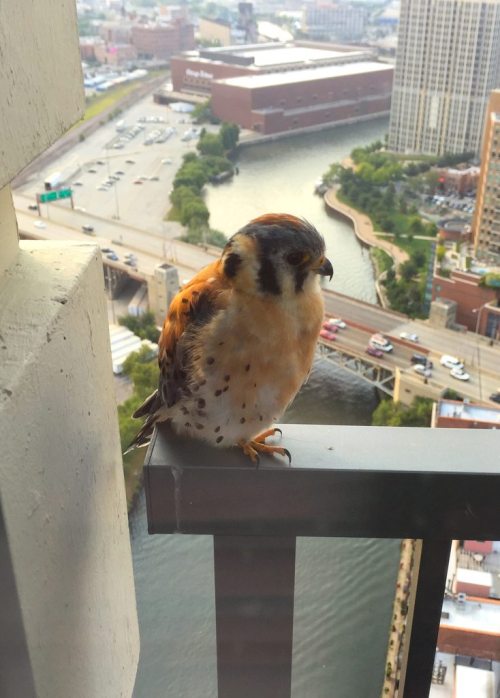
[369, 333, 393, 352]
[82, 224, 94, 233]
[440, 355, 464, 371]
[125, 159, 135, 165]
[28, 204, 39, 210]
[96, 160, 105, 166]
[124, 259, 137, 268]
[133, 179, 143, 185]
[413, 364, 432, 378]
[325, 317, 346, 329]
[73, 181, 83, 187]
[100, 247, 113, 254]
[400, 332, 419, 342]
[87, 168, 97, 174]
[319, 329, 337, 342]
[489, 392, 500, 404]
[366, 345, 384, 358]
[106, 253, 119, 261]
[34, 220, 46, 229]
[450, 367, 470, 381]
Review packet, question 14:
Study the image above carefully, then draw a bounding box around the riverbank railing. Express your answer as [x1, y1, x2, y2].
[143, 422, 500, 698]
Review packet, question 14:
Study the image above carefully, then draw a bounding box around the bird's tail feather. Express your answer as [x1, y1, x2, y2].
[123, 414, 159, 455]
[132, 389, 161, 418]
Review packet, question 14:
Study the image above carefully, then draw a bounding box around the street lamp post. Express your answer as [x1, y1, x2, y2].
[471, 302, 490, 403]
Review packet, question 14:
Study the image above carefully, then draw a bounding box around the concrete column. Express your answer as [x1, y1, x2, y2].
[0, 240, 140, 697]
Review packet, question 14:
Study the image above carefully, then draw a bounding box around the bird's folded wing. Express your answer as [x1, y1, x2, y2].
[157, 259, 228, 408]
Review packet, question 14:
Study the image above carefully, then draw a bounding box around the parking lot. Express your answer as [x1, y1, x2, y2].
[17, 93, 213, 236]
[423, 192, 476, 220]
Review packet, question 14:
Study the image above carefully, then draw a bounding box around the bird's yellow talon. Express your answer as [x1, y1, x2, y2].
[253, 427, 282, 443]
[239, 432, 291, 465]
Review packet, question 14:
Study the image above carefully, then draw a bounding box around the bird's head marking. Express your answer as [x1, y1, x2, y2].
[222, 213, 333, 296]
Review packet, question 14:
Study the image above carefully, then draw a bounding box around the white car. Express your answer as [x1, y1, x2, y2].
[369, 333, 393, 352]
[440, 355, 464, 371]
[324, 318, 346, 329]
[34, 220, 47, 229]
[450, 367, 470, 381]
[400, 332, 419, 342]
[413, 364, 432, 378]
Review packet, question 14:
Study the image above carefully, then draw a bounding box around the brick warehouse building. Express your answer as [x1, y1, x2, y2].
[170, 43, 374, 96]
[167, 43, 392, 134]
[210, 62, 393, 134]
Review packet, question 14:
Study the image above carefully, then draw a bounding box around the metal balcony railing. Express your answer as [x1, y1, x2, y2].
[143, 422, 500, 698]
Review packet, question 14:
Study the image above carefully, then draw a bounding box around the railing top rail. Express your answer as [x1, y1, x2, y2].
[144, 423, 500, 539]
[146, 422, 499, 474]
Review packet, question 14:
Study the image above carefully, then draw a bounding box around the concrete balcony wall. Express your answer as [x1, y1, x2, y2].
[0, 0, 139, 695]
[0, 232, 140, 697]
[0, 1, 84, 188]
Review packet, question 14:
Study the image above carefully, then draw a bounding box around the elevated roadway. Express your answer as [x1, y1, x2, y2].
[320, 292, 500, 405]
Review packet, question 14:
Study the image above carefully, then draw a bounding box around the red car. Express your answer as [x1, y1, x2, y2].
[321, 320, 338, 332]
[366, 345, 384, 358]
[319, 328, 337, 342]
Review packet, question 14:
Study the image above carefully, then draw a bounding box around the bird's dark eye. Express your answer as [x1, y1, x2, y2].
[286, 251, 303, 266]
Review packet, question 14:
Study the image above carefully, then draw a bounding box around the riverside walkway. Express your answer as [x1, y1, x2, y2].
[324, 187, 409, 267]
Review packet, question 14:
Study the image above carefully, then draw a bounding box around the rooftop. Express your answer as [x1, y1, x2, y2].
[234, 46, 361, 68]
[430, 653, 495, 698]
[439, 218, 471, 233]
[442, 597, 500, 635]
[183, 41, 372, 70]
[437, 400, 500, 426]
[215, 60, 393, 90]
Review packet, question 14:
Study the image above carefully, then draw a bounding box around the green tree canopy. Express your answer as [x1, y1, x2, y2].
[220, 122, 240, 151]
[372, 397, 433, 427]
[118, 311, 160, 343]
[197, 132, 225, 157]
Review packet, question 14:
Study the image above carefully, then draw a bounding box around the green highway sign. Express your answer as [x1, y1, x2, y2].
[39, 188, 72, 203]
[40, 191, 57, 202]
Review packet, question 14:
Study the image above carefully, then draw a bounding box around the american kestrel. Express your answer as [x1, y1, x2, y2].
[128, 213, 333, 462]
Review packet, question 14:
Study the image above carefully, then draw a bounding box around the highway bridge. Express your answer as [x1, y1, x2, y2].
[18, 204, 500, 406]
[319, 291, 500, 406]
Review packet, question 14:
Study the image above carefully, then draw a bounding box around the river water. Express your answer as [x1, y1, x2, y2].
[130, 116, 402, 698]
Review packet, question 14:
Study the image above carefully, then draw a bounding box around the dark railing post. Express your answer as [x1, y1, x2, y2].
[213, 536, 296, 698]
[399, 539, 451, 698]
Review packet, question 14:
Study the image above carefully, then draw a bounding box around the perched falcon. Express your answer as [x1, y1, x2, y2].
[127, 213, 333, 462]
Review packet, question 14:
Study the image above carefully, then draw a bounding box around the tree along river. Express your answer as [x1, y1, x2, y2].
[130, 116, 402, 698]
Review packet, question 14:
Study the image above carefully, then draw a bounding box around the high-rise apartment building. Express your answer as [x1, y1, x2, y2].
[388, 0, 500, 156]
[302, 3, 368, 41]
[473, 89, 500, 260]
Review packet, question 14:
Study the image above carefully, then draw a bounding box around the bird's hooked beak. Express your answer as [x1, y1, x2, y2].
[314, 256, 334, 281]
